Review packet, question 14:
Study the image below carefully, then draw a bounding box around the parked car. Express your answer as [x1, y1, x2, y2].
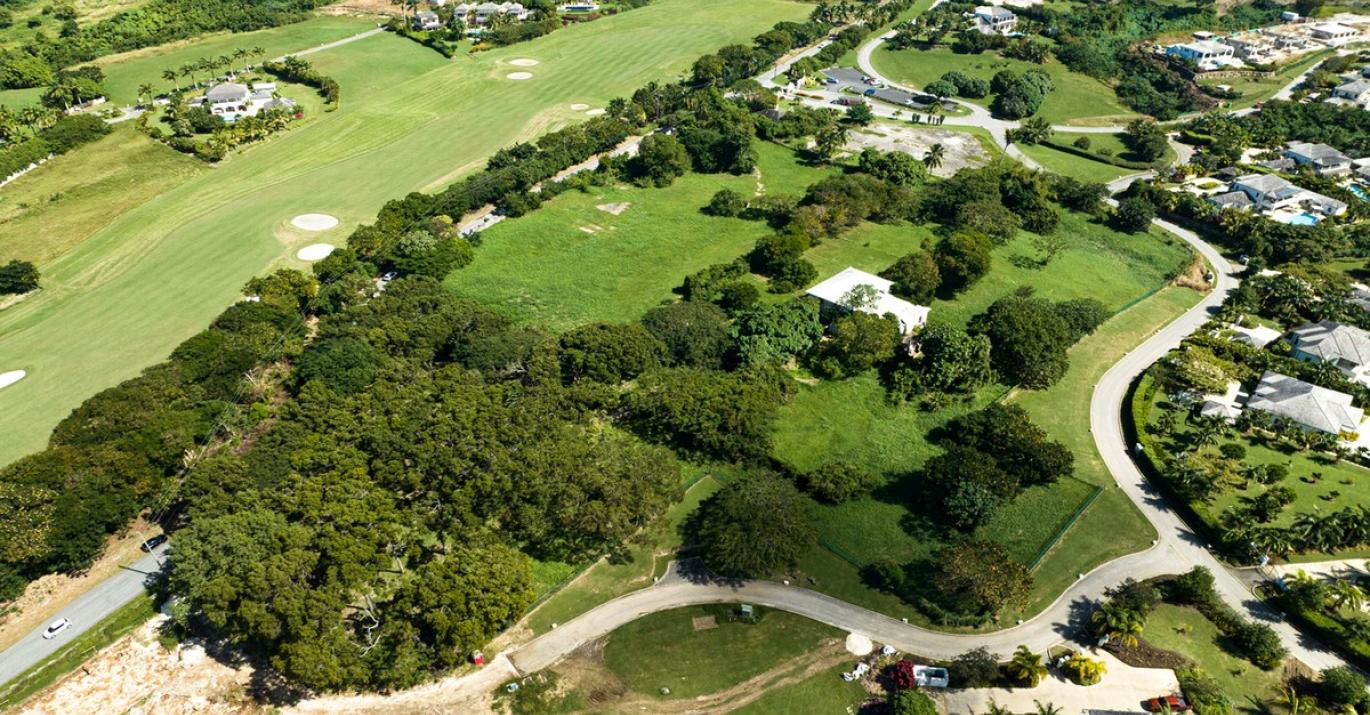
[862, 88, 877, 96]
[140, 534, 168, 552]
[42, 618, 71, 639]
[1145, 695, 1189, 712]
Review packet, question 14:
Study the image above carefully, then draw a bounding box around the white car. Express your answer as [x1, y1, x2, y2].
[42, 618, 71, 639]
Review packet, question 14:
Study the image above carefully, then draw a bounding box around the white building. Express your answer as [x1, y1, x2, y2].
[197, 82, 295, 122]
[1230, 174, 1347, 218]
[973, 6, 1017, 35]
[413, 10, 443, 30]
[1333, 78, 1370, 105]
[1247, 371, 1364, 436]
[1311, 22, 1358, 44]
[1283, 141, 1352, 176]
[805, 267, 930, 335]
[1289, 320, 1370, 384]
[1167, 40, 1238, 70]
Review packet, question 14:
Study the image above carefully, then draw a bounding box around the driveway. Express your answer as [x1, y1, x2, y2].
[943, 651, 1179, 715]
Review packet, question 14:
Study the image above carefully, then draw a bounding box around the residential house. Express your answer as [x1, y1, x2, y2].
[1333, 78, 1370, 105]
[1256, 157, 1297, 172]
[1311, 22, 1358, 44]
[1232, 173, 1304, 211]
[1284, 141, 1352, 176]
[1246, 370, 1364, 436]
[197, 81, 294, 122]
[1225, 36, 1277, 63]
[1349, 284, 1370, 313]
[560, 1, 597, 10]
[1167, 40, 1238, 69]
[413, 10, 443, 30]
[1289, 320, 1370, 383]
[805, 267, 930, 335]
[973, 6, 1017, 35]
[1208, 190, 1254, 211]
[473, 1, 528, 24]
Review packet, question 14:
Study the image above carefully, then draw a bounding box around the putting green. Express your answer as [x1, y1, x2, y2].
[0, 0, 810, 466]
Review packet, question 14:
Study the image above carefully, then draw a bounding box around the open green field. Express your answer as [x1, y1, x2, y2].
[729, 663, 868, 715]
[1144, 603, 1284, 713]
[0, 0, 811, 467]
[0, 125, 204, 266]
[1017, 130, 1178, 185]
[870, 45, 1140, 126]
[772, 209, 1196, 624]
[0, 0, 150, 53]
[91, 15, 381, 105]
[602, 605, 842, 700]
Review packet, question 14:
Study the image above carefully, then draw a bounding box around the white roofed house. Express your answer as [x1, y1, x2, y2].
[1289, 320, 1370, 385]
[412, 10, 443, 30]
[1167, 40, 1239, 70]
[198, 81, 294, 122]
[805, 267, 930, 336]
[973, 6, 1017, 35]
[1246, 370, 1364, 438]
[1311, 22, 1358, 45]
[1283, 141, 1351, 177]
[1232, 174, 1304, 211]
[1333, 78, 1370, 105]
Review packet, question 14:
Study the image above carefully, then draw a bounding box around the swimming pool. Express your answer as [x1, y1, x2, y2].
[1352, 184, 1369, 201]
[1287, 212, 1320, 226]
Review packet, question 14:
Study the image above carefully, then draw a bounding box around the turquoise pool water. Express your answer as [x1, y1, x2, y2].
[1287, 212, 1320, 226]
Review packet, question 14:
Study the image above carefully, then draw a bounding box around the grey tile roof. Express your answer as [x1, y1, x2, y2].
[1290, 320, 1370, 368]
[1247, 370, 1363, 434]
[1209, 191, 1253, 209]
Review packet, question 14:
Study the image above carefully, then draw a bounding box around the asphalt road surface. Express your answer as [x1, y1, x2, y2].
[0, 544, 167, 687]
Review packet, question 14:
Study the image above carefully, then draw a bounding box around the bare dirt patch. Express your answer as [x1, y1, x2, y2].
[1172, 253, 1212, 292]
[321, 0, 397, 15]
[18, 616, 260, 715]
[845, 123, 991, 177]
[690, 616, 717, 632]
[596, 202, 631, 215]
[0, 520, 161, 652]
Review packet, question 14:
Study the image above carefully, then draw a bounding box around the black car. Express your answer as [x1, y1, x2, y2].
[140, 534, 168, 552]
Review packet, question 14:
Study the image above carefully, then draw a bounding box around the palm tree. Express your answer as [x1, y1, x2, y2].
[1091, 602, 1144, 647]
[1064, 653, 1106, 685]
[1274, 684, 1315, 714]
[161, 68, 179, 92]
[981, 702, 1013, 715]
[1034, 703, 1063, 715]
[137, 83, 154, 105]
[179, 63, 195, 88]
[923, 143, 945, 170]
[1330, 579, 1365, 612]
[1006, 645, 1046, 686]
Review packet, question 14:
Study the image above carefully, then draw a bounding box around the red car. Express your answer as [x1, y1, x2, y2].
[1145, 695, 1189, 712]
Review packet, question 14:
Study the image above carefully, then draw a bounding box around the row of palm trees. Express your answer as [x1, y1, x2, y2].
[154, 46, 268, 100]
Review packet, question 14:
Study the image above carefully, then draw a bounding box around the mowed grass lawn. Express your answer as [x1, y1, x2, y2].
[0, 125, 205, 265]
[1019, 131, 1178, 185]
[1145, 391, 1370, 563]
[602, 605, 841, 699]
[1144, 603, 1284, 711]
[0, 0, 811, 466]
[871, 45, 1139, 126]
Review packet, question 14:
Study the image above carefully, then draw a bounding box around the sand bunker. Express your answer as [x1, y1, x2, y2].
[290, 213, 339, 231]
[507, 72, 534, 80]
[585, 108, 606, 116]
[509, 58, 539, 67]
[570, 103, 590, 111]
[296, 243, 336, 261]
[845, 633, 874, 656]
[0, 370, 25, 390]
[597, 202, 631, 215]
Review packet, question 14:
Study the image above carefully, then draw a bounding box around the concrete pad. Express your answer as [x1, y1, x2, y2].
[290, 213, 339, 231]
[507, 72, 533, 80]
[296, 243, 336, 261]
[943, 651, 1178, 715]
[0, 370, 25, 390]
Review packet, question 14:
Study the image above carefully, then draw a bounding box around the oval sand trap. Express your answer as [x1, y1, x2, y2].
[569, 103, 590, 111]
[0, 370, 25, 390]
[509, 58, 539, 66]
[291, 213, 339, 231]
[507, 72, 533, 80]
[297, 243, 336, 261]
[585, 108, 606, 116]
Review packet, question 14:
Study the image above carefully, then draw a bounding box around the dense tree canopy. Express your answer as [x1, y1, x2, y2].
[692, 472, 816, 578]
